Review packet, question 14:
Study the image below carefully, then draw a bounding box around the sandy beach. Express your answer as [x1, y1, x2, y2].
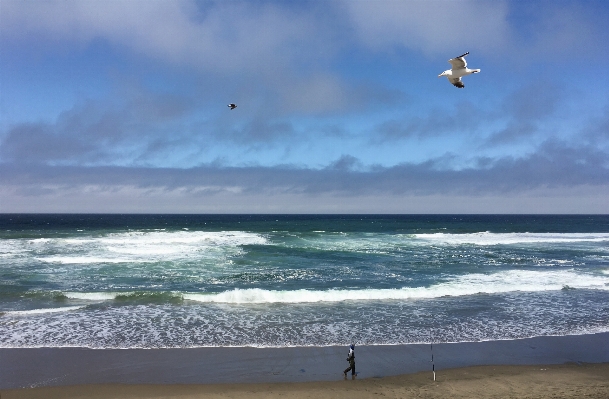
[3, 363, 609, 399]
[2, 333, 609, 398]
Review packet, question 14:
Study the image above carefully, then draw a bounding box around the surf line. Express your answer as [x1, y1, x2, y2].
[430, 330, 436, 381]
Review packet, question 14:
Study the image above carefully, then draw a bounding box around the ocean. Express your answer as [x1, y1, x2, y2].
[1, 214, 608, 349]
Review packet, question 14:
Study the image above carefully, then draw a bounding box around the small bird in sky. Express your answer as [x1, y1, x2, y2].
[227, 103, 237, 110]
[438, 52, 480, 88]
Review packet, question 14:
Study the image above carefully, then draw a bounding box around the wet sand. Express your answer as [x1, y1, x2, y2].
[1, 333, 608, 397]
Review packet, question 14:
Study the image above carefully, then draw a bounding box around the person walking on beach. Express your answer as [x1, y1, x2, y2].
[344, 344, 355, 378]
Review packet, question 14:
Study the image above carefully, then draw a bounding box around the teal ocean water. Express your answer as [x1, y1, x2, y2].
[1, 214, 608, 348]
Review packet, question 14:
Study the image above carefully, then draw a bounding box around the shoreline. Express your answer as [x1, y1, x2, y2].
[3, 363, 609, 399]
[2, 332, 608, 389]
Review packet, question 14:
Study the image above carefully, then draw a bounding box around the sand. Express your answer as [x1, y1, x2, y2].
[2, 363, 608, 399]
[2, 333, 609, 398]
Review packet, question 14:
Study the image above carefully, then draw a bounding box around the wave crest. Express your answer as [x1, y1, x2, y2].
[414, 232, 609, 246]
[184, 270, 609, 304]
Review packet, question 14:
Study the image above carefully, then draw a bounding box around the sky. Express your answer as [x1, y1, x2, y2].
[1, 0, 608, 213]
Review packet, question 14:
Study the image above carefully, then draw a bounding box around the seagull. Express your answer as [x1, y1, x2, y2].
[227, 103, 237, 110]
[438, 52, 480, 88]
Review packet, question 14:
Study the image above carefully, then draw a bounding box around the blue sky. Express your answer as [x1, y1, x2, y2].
[1, 0, 608, 213]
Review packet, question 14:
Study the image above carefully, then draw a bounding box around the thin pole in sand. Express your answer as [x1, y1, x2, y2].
[430, 330, 436, 381]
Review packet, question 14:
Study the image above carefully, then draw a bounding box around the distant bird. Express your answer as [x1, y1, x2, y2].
[227, 103, 237, 110]
[438, 52, 480, 88]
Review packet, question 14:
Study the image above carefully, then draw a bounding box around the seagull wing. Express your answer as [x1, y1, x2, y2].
[448, 56, 467, 70]
[449, 77, 464, 88]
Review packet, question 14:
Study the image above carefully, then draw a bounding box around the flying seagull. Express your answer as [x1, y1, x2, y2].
[227, 103, 237, 110]
[438, 52, 480, 88]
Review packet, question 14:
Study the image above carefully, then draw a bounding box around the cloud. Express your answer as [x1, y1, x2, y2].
[3, 0, 315, 71]
[4, 0, 604, 126]
[2, 139, 606, 196]
[0, 89, 196, 165]
[373, 100, 488, 142]
[370, 80, 569, 150]
[340, 0, 511, 55]
[0, 72, 406, 166]
[4, 0, 606, 68]
[508, 1, 609, 60]
[327, 155, 363, 171]
[484, 82, 563, 146]
[2, 0, 368, 117]
[584, 104, 609, 144]
[0, 122, 95, 164]
[222, 118, 296, 146]
[502, 82, 562, 122]
[340, 0, 607, 60]
[1, 136, 607, 213]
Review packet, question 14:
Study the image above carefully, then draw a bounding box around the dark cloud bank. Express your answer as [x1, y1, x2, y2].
[2, 140, 607, 196]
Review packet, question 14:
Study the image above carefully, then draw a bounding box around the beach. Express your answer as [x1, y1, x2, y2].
[3, 363, 609, 399]
[2, 333, 609, 397]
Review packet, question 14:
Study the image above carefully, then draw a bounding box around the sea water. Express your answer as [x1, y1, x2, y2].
[1, 214, 608, 348]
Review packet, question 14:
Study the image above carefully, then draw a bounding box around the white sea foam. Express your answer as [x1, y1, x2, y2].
[36, 256, 148, 264]
[285, 233, 408, 253]
[3, 306, 84, 316]
[99, 231, 267, 246]
[280, 232, 609, 254]
[25, 230, 268, 265]
[433, 269, 609, 296]
[64, 292, 119, 301]
[105, 246, 183, 255]
[28, 238, 52, 244]
[414, 232, 609, 246]
[183, 270, 609, 304]
[2, 289, 608, 348]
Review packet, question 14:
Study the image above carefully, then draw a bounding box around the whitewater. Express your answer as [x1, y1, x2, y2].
[1, 214, 608, 348]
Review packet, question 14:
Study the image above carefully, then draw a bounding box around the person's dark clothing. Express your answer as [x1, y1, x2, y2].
[344, 348, 355, 376]
[344, 358, 355, 375]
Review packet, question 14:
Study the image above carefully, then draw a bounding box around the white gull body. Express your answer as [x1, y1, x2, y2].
[438, 52, 480, 88]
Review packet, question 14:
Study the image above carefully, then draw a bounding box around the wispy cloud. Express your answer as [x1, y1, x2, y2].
[340, 0, 511, 55]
